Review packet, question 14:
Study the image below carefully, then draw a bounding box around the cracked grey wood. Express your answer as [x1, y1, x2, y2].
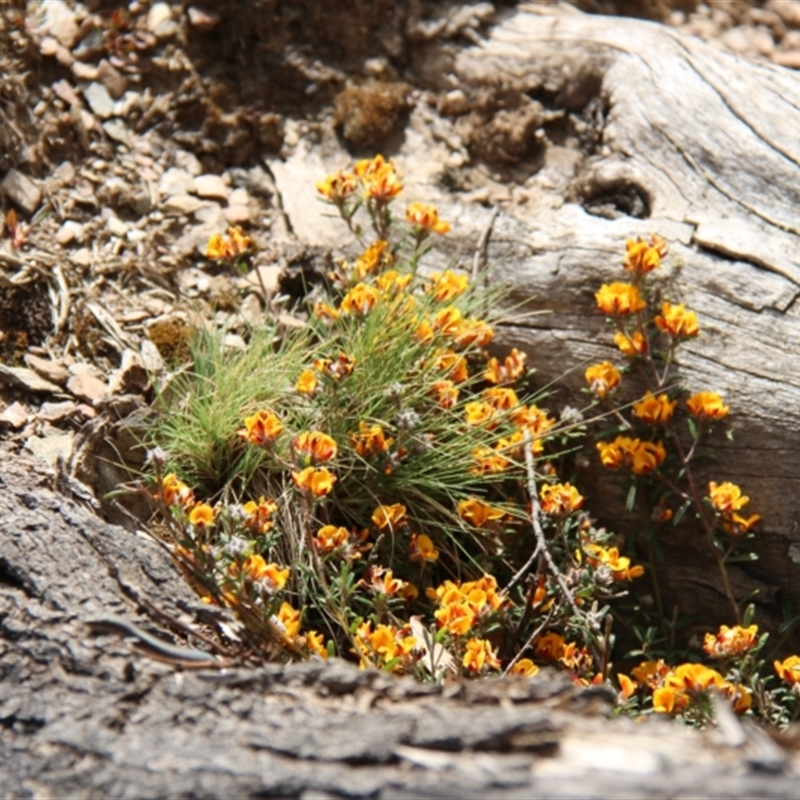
[1, 449, 798, 798]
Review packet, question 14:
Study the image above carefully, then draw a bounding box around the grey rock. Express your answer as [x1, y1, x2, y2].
[194, 173, 231, 201]
[2, 169, 42, 216]
[97, 60, 127, 100]
[158, 167, 196, 197]
[83, 82, 115, 120]
[43, 0, 79, 48]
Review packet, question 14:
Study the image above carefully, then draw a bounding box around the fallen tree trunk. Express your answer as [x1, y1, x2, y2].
[1, 447, 797, 798]
[273, 3, 800, 648]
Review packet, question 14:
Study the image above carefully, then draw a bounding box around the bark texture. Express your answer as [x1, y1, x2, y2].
[1, 449, 797, 798]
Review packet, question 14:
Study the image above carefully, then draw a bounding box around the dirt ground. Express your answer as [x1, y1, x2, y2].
[1, 0, 799, 509]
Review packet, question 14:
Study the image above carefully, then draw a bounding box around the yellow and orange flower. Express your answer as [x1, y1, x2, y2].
[291, 466, 337, 497]
[775, 655, 800, 687]
[703, 624, 759, 659]
[436, 349, 469, 382]
[454, 318, 493, 348]
[429, 379, 459, 409]
[508, 658, 540, 678]
[313, 352, 356, 380]
[238, 410, 283, 446]
[463, 638, 501, 673]
[242, 497, 278, 534]
[410, 533, 440, 562]
[350, 422, 393, 458]
[583, 543, 644, 581]
[540, 482, 584, 516]
[596, 436, 666, 475]
[159, 473, 195, 508]
[458, 497, 505, 528]
[293, 430, 338, 463]
[708, 481, 749, 513]
[428, 270, 468, 301]
[595, 282, 646, 316]
[534, 632, 566, 661]
[315, 524, 350, 553]
[206, 226, 252, 260]
[464, 400, 497, 428]
[655, 301, 699, 339]
[585, 361, 621, 398]
[355, 155, 403, 201]
[188, 502, 215, 528]
[406, 202, 451, 234]
[614, 330, 647, 356]
[686, 391, 729, 421]
[236, 554, 290, 593]
[432, 306, 463, 337]
[481, 387, 519, 411]
[354, 239, 390, 278]
[375, 269, 412, 293]
[484, 348, 526, 385]
[340, 282, 381, 315]
[470, 446, 510, 475]
[316, 169, 358, 203]
[313, 302, 340, 323]
[273, 601, 301, 639]
[295, 368, 318, 395]
[623, 234, 667, 274]
[618, 673, 637, 700]
[371, 503, 407, 530]
[633, 391, 676, 425]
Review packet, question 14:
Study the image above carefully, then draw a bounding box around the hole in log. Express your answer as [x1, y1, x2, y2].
[580, 178, 651, 219]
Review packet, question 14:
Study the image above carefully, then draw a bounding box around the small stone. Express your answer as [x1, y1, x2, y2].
[140, 339, 164, 373]
[721, 27, 751, 54]
[163, 194, 207, 215]
[0, 365, 61, 394]
[56, 222, 78, 245]
[83, 82, 115, 119]
[107, 349, 149, 395]
[751, 27, 775, 56]
[24, 355, 70, 385]
[40, 36, 59, 57]
[766, 0, 800, 28]
[174, 150, 203, 177]
[102, 119, 132, 146]
[159, 167, 196, 197]
[55, 45, 74, 68]
[148, 2, 178, 38]
[67, 372, 108, 404]
[97, 59, 127, 99]
[773, 50, 800, 69]
[55, 161, 76, 184]
[44, 0, 80, 48]
[188, 6, 221, 30]
[25, 433, 75, 467]
[223, 204, 251, 225]
[193, 204, 224, 226]
[72, 61, 99, 81]
[72, 28, 106, 62]
[38, 401, 80, 422]
[244, 265, 282, 295]
[107, 215, 129, 237]
[71, 248, 92, 267]
[229, 187, 250, 205]
[0, 402, 29, 429]
[194, 174, 231, 201]
[2, 169, 42, 216]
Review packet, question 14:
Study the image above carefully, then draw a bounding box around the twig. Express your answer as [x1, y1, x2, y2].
[519, 430, 583, 620]
[503, 607, 555, 676]
[472, 206, 499, 281]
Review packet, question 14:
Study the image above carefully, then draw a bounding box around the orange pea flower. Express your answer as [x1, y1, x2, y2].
[428, 269, 468, 301]
[406, 202, 451, 234]
[655, 301, 699, 339]
[457, 498, 505, 528]
[340, 282, 381, 314]
[595, 282, 646, 316]
[584, 361, 621, 398]
[291, 466, 337, 497]
[623, 234, 667, 274]
[633, 391, 676, 424]
[238, 410, 283, 446]
[775, 655, 800, 687]
[540, 482, 584, 516]
[462, 638, 501, 673]
[703, 624, 759, 659]
[686, 391, 729, 420]
[410, 533, 440, 562]
[614, 330, 647, 356]
[371, 503, 407, 530]
[293, 430, 338, 463]
[708, 481, 749, 513]
[242, 497, 278, 534]
[315, 169, 358, 202]
[188, 502, 215, 528]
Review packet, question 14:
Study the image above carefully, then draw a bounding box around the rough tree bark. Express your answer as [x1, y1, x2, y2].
[273, 3, 800, 647]
[1, 448, 796, 797]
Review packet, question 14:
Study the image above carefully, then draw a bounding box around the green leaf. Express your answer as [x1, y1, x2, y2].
[673, 499, 692, 526]
[625, 483, 637, 511]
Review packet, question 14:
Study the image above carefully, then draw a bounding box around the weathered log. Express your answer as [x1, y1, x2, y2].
[272, 3, 800, 647]
[1, 447, 797, 798]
